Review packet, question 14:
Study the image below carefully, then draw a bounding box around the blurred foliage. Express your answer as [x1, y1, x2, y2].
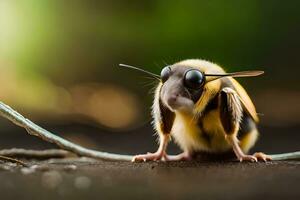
[0, 0, 300, 128]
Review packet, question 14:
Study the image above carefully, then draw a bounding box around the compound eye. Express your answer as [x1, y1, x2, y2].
[160, 66, 171, 83]
[184, 69, 205, 89]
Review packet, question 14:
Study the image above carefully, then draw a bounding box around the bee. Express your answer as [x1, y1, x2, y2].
[120, 59, 271, 162]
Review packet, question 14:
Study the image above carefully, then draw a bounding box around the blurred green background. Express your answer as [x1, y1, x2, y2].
[1, 2, 300, 199]
[0, 0, 300, 133]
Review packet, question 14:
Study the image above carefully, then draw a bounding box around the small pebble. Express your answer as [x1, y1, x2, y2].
[21, 167, 36, 175]
[63, 165, 77, 171]
[34, 165, 51, 172]
[0, 165, 14, 171]
[6, 163, 18, 168]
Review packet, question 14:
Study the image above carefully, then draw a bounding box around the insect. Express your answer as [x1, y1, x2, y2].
[120, 59, 271, 162]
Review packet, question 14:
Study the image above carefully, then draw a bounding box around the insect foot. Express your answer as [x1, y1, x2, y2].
[239, 155, 258, 162]
[131, 152, 166, 162]
[253, 152, 272, 162]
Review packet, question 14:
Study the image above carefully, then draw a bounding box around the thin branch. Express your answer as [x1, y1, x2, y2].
[46, 157, 99, 164]
[0, 101, 133, 161]
[270, 152, 300, 161]
[0, 155, 28, 167]
[0, 101, 299, 162]
[0, 148, 75, 159]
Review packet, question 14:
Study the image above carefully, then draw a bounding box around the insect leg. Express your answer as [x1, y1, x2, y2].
[132, 85, 175, 162]
[220, 87, 259, 162]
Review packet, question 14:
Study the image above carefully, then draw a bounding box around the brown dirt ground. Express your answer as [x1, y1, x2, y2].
[0, 123, 299, 200]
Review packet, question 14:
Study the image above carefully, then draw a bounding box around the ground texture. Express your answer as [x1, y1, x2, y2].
[0, 123, 299, 200]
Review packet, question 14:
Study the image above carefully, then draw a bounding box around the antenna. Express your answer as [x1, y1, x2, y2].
[119, 64, 160, 79]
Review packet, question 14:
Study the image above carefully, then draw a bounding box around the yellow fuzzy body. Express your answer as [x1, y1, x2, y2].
[152, 59, 259, 154]
[171, 111, 233, 153]
[171, 106, 258, 154]
[239, 129, 259, 153]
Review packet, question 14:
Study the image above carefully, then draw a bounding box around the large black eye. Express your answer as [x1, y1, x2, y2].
[160, 66, 171, 83]
[184, 69, 205, 89]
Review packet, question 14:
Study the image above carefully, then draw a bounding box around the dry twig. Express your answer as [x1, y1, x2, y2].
[0, 102, 132, 161]
[0, 148, 75, 159]
[0, 155, 28, 167]
[0, 101, 299, 161]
